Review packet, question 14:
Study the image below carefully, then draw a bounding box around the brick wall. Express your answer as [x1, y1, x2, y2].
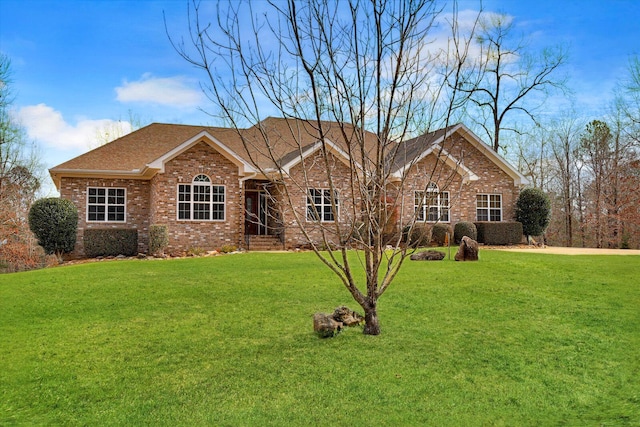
[60, 140, 244, 257]
[150, 141, 243, 254]
[279, 150, 359, 248]
[59, 134, 521, 257]
[59, 178, 150, 258]
[396, 134, 521, 226]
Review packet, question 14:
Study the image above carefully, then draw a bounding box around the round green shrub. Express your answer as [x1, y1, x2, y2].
[515, 188, 551, 237]
[454, 221, 477, 243]
[431, 223, 452, 246]
[28, 198, 78, 256]
[402, 224, 431, 247]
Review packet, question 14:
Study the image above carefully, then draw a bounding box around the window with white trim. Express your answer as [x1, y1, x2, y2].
[87, 187, 126, 222]
[177, 175, 225, 221]
[415, 183, 449, 222]
[476, 194, 502, 221]
[307, 189, 339, 222]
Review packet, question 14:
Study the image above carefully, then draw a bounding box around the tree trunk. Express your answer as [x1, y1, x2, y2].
[363, 303, 381, 336]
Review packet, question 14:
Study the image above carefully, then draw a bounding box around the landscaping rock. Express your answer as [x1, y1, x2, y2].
[332, 306, 365, 326]
[314, 306, 364, 337]
[313, 313, 343, 338]
[410, 250, 445, 261]
[455, 236, 479, 261]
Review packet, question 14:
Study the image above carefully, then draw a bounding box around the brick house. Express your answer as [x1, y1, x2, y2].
[49, 118, 528, 257]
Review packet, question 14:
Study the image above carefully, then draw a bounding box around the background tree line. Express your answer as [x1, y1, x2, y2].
[507, 57, 640, 249]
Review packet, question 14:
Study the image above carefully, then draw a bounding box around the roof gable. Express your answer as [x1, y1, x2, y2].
[277, 138, 356, 174]
[146, 130, 257, 176]
[391, 123, 529, 186]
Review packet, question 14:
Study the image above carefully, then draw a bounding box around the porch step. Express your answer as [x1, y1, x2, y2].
[246, 235, 284, 251]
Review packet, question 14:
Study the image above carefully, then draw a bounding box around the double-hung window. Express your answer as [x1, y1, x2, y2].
[307, 189, 338, 222]
[178, 175, 225, 221]
[87, 187, 126, 222]
[476, 194, 502, 221]
[415, 183, 449, 222]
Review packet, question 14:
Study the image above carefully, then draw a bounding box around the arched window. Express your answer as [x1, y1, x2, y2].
[415, 182, 450, 222]
[177, 175, 225, 221]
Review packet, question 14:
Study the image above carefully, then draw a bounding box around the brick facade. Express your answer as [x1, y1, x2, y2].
[60, 140, 244, 257]
[150, 141, 243, 253]
[59, 178, 150, 258]
[396, 134, 521, 225]
[54, 123, 526, 257]
[279, 149, 359, 248]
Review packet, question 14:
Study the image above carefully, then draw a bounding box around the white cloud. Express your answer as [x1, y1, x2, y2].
[115, 73, 204, 107]
[16, 103, 133, 151]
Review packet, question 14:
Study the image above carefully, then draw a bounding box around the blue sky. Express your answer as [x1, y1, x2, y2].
[1, 0, 639, 195]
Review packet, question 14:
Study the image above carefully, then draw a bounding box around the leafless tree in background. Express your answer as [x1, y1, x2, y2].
[456, 13, 567, 153]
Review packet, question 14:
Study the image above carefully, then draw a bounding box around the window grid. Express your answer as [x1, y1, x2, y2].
[177, 175, 225, 221]
[415, 187, 450, 222]
[87, 187, 126, 222]
[476, 194, 502, 222]
[307, 189, 338, 222]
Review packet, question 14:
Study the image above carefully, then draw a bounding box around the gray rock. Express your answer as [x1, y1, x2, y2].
[410, 250, 445, 261]
[313, 313, 343, 338]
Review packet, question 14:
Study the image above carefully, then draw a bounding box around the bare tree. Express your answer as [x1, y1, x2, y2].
[168, 0, 477, 335]
[457, 13, 567, 153]
[0, 54, 42, 215]
[1, 54, 44, 272]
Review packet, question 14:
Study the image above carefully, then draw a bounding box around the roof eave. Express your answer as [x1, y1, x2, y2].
[48, 168, 155, 191]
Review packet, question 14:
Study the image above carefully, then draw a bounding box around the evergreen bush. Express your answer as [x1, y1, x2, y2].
[84, 229, 138, 257]
[402, 224, 431, 247]
[28, 198, 78, 256]
[475, 222, 523, 245]
[149, 225, 169, 255]
[431, 223, 452, 246]
[454, 221, 477, 243]
[515, 188, 551, 237]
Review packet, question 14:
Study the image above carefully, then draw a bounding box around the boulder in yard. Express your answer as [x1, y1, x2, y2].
[332, 306, 365, 326]
[313, 313, 343, 338]
[410, 250, 445, 261]
[454, 236, 479, 261]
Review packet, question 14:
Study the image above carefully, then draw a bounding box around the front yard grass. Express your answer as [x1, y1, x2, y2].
[1, 250, 639, 425]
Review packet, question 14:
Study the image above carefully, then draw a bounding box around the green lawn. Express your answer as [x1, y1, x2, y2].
[1, 250, 639, 426]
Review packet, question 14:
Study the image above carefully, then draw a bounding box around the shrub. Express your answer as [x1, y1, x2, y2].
[454, 221, 477, 243]
[515, 188, 551, 237]
[475, 222, 523, 245]
[402, 224, 431, 247]
[187, 247, 206, 257]
[431, 223, 452, 246]
[84, 229, 138, 258]
[28, 198, 78, 257]
[621, 234, 630, 250]
[220, 244, 237, 253]
[149, 225, 169, 255]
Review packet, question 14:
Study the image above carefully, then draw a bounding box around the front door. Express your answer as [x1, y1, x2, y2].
[245, 191, 266, 235]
